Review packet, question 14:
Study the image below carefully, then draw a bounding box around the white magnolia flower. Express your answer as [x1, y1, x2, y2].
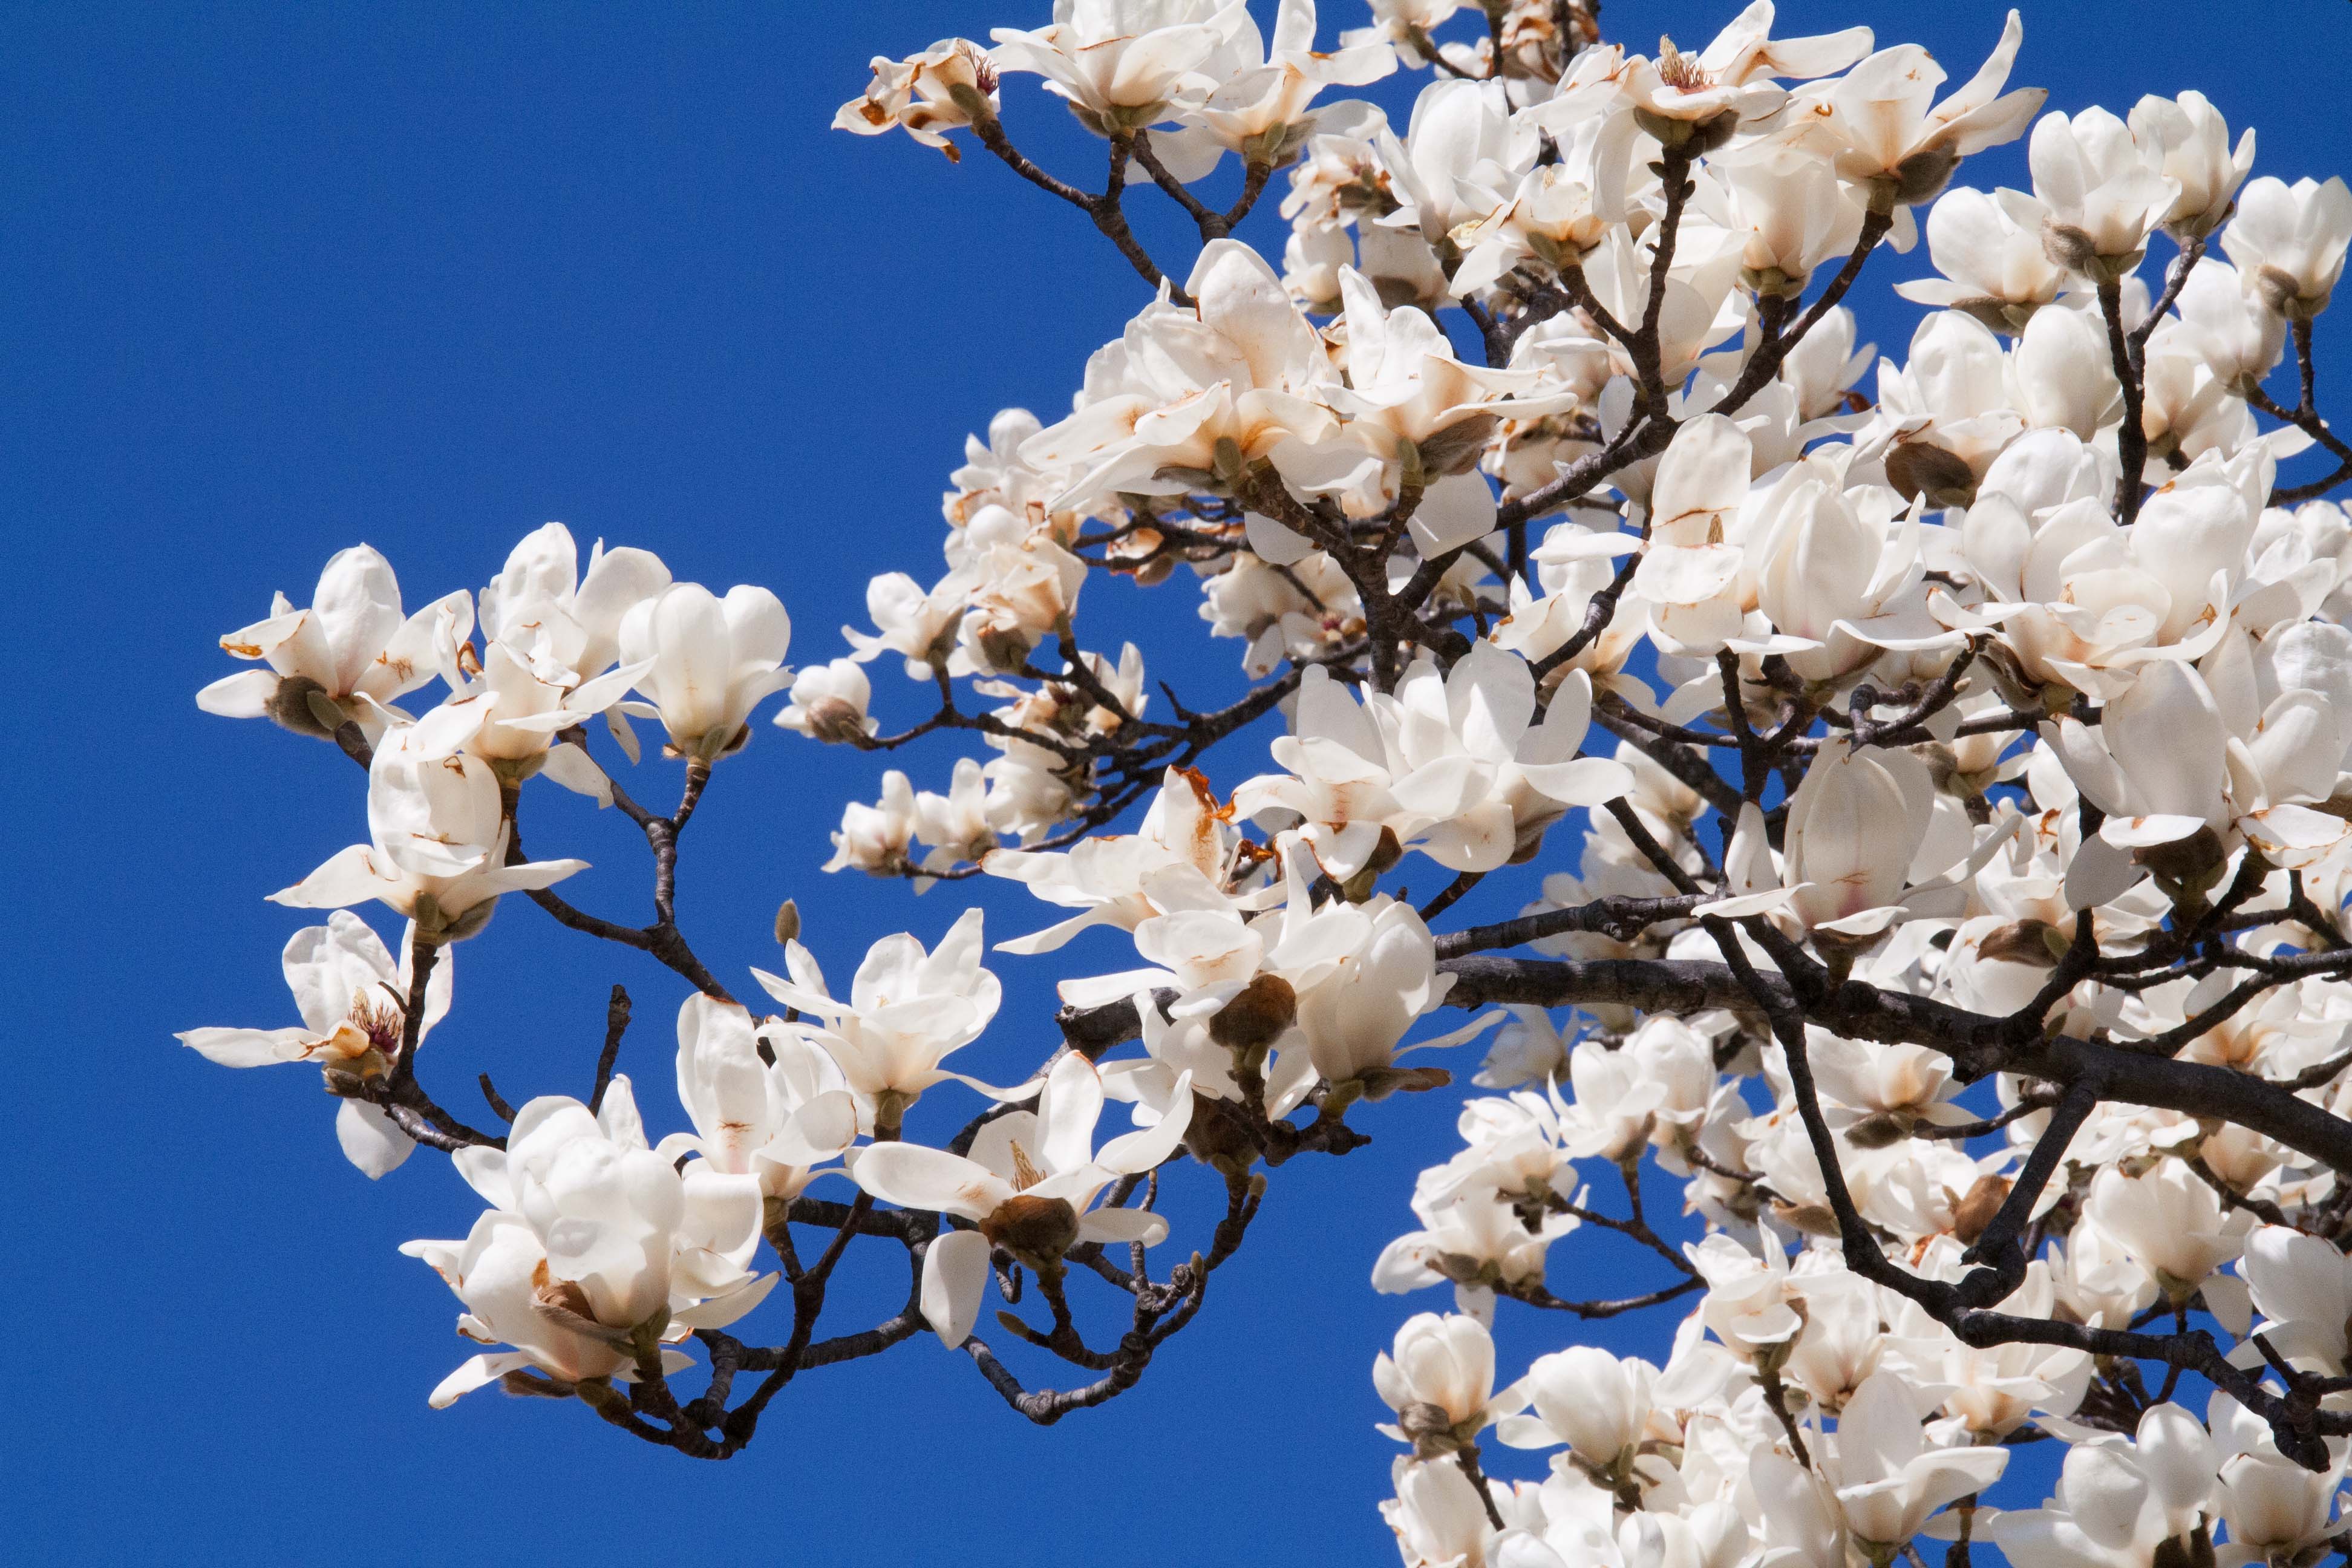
[844, 569, 968, 679]
[1702, 742, 1991, 942]
[753, 907, 1006, 1132]
[1339, 1, 1465, 65]
[989, 766, 1243, 952]
[1894, 186, 2066, 330]
[1869, 309, 2025, 505]
[1632, 413, 1753, 648]
[2046, 656, 2350, 871]
[1448, 160, 1612, 299]
[988, 0, 1247, 137]
[2129, 90, 2254, 240]
[1373, 1177, 1576, 1314]
[657, 995, 858, 1201]
[1717, 151, 1867, 295]
[851, 1052, 1193, 1347]
[475, 521, 670, 693]
[2236, 1223, 2352, 1377]
[1025, 240, 1335, 517]
[1892, 1252, 2091, 1440]
[776, 656, 877, 743]
[1986, 1402, 2218, 1567]
[913, 756, 996, 879]
[2047, 1214, 2161, 1331]
[2222, 175, 2352, 319]
[1161, 0, 1394, 172]
[1494, 1345, 1658, 1476]
[1232, 652, 1627, 880]
[1751, 1447, 1851, 1568]
[267, 720, 586, 942]
[2209, 1390, 2348, 1568]
[1376, 77, 1532, 253]
[1271, 874, 1471, 1089]
[2029, 106, 2181, 276]
[825, 770, 920, 877]
[1779, 10, 2047, 248]
[1372, 1312, 1524, 1452]
[1820, 1370, 2009, 1554]
[617, 581, 794, 761]
[2082, 1157, 2255, 1301]
[1620, 2, 1873, 140]
[832, 39, 998, 160]
[2174, 258, 2290, 391]
[1276, 268, 1566, 529]
[1382, 1456, 1504, 1568]
[2010, 300, 2124, 440]
[177, 909, 449, 1178]
[197, 544, 472, 740]
[405, 1081, 773, 1407]
[423, 636, 639, 805]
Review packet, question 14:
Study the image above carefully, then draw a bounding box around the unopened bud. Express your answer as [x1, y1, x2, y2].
[773, 899, 802, 947]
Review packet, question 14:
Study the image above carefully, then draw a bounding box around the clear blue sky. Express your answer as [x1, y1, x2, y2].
[7, 2, 2351, 1563]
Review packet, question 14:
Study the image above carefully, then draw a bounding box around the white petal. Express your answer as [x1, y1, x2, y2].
[336, 1098, 416, 1178]
[921, 1229, 990, 1348]
[1077, 1206, 1170, 1246]
[195, 668, 282, 718]
[427, 1350, 533, 1408]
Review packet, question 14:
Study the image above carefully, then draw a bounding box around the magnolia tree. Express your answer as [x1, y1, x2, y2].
[181, 1, 2352, 1563]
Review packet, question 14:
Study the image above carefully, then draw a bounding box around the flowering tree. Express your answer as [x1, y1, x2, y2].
[181, 1, 2352, 1562]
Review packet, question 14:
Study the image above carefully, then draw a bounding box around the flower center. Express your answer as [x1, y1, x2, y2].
[1656, 38, 1713, 91]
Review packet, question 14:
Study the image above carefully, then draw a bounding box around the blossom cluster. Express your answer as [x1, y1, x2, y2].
[174, 1, 2352, 1561]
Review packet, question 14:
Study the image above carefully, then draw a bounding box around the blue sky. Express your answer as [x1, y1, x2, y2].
[8, 2, 2352, 1563]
